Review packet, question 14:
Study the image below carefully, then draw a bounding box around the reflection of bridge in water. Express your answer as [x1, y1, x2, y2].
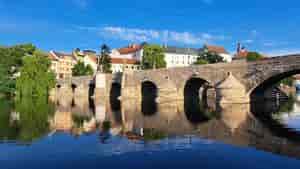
[49, 90, 299, 159]
[47, 54, 300, 159]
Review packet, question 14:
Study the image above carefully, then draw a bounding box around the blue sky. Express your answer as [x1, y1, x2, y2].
[1, 0, 300, 55]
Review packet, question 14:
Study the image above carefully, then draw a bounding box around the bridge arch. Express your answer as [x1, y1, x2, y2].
[183, 77, 211, 123]
[71, 83, 77, 93]
[249, 69, 300, 100]
[141, 80, 158, 116]
[110, 82, 122, 111]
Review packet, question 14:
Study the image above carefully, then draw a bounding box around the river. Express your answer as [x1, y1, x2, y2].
[1, 92, 300, 169]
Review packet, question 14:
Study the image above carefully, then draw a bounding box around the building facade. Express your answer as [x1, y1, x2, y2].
[163, 46, 199, 68]
[110, 44, 143, 72]
[49, 51, 77, 79]
[204, 45, 232, 62]
[73, 49, 98, 73]
[111, 58, 141, 73]
[110, 44, 144, 61]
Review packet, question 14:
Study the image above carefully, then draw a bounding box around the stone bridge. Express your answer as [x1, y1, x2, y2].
[119, 54, 300, 105]
[50, 76, 94, 102]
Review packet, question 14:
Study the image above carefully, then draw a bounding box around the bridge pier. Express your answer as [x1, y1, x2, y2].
[216, 73, 250, 105]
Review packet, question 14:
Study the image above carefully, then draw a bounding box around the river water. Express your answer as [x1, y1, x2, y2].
[1, 93, 300, 169]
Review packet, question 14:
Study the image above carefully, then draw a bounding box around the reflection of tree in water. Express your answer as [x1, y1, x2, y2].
[72, 114, 92, 128]
[0, 99, 19, 141]
[13, 97, 55, 143]
[143, 128, 167, 141]
[99, 121, 111, 144]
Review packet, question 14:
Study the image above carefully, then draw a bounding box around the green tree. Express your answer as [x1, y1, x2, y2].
[279, 77, 294, 87]
[72, 61, 94, 76]
[246, 52, 263, 61]
[142, 44, 166, 69]
[0, 44, 36, 96]
[195, 46, 224, 64]
[99, 44, 112, 73]
[194, 58, 209, 65]
[16, 54, 55, 98]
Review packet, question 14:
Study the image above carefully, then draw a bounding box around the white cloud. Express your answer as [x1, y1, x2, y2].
[81, 26, 227, 45]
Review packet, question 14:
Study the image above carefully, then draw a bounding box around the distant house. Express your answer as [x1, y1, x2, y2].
[110, 43, 144, 62]
[163, 46, 199, 68]
[110, 58, 141, 73]
[203, 44, 232, 62]
[73, 49, 98, 73]
[49, 51, 77, 79]
[110, 43, 144, 72]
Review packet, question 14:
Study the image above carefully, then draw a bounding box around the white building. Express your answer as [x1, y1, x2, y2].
[49, 51, 77, 79]
[204, 45, 232, 62]
[110, 44, 144, 73]
[110, 44, 144, 61]
[111, 58, 141, 73]
[73, 50, 98, 74]
[163, 46, 199, 68]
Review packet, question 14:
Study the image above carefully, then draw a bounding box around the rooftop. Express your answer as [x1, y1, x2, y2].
[118, 44, 143, 55]
[111, 58, 140, 65]
[49, 51, 77, 60]
[205, 45, 229, 54]
[164, 46, 200, 55]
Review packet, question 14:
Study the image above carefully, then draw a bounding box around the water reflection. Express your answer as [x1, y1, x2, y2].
[1, 92, 300, 160]
[0, 97, 55, 143]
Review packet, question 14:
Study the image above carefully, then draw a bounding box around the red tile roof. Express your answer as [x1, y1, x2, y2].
[118, 44, 142, 55]
[111, 58, 140, 64]
[206, 45, 229, 54]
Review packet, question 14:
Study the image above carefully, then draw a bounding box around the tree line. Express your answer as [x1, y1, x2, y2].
[0, 44, 55, 99]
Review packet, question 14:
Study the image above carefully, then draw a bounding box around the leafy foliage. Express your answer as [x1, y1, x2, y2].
[195, 47, 224, 65]
[143, 128, 167, 141]
[72, 61, 94, 76]
[99, 44, 112, 73]
[0, 97, 55, 143]
[142, 44, 166, 69]
[279, 77, 294, 87]
[15, 97, 55, 142]
[246, 52, 264, 61]
[0, 44, 36, 96]
[194, 58, 209, 65]
[16, 54, 55, 98]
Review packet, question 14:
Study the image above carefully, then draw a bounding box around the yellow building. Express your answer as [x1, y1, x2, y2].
[49, 51, 77, 79]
